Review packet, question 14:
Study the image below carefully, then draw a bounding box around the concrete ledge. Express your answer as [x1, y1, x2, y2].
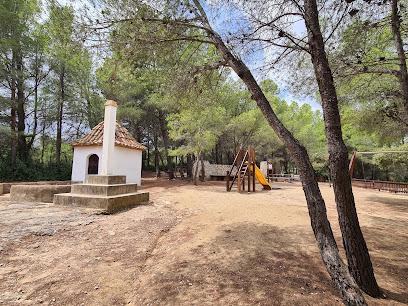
[87, 175, 126, 185]
[71, 183, 138, 196]
[10, 185, 72, 203]
[1, 181, 77, 194]
[54, 192, 149, 214]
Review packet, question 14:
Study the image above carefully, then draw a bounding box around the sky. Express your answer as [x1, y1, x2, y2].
[205, 1, 321, 111]
[279, 90, 321, 111]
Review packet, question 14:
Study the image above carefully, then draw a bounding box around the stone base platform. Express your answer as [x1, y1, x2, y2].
[53, 175, 149, 214]
[11, 185, 72, 203]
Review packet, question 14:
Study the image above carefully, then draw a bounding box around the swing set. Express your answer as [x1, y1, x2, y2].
[349, 150, 408, 193]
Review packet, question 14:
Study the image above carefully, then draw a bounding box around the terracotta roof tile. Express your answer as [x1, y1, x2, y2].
[70, 121, 146, 151]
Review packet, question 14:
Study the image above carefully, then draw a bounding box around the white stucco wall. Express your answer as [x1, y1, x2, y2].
[71, 146, 103, 183]
[71, 145, 143, 186]
[111, 146, 143, 185]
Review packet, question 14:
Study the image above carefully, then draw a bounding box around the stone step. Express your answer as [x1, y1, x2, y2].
[71, 183, 138, 196]
[53, 192, 149, 214]
[87, 175, 126, 185]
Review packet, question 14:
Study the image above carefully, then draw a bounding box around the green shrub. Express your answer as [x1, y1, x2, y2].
[0, 158, 72, 182]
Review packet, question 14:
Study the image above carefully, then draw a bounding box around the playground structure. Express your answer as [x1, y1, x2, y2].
[226, 146, 272, 192]
[349, 150, 408, 193]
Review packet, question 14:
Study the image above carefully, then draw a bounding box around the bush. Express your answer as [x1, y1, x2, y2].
[0, 158, 72, 182]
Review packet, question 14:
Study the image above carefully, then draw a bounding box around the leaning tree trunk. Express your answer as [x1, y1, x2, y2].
[192, 1, 366, 303]
[304, 0, 381, 297]
[391, 0, 408, 116]
[158, 110, 175, 179]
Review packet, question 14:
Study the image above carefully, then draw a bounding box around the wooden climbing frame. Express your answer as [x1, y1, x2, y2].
[226, 146, 256, 193]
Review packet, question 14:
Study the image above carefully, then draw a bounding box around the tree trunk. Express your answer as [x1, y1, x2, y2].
[186, 154, 193, 178]
[146, 139, 150, 169]
[303, 0, 381, 297]
[86, 96, 99, 128]
[192, 1, 366, 303]
[227, 150, 232, 165]
[215, 143, 219, 164]
[10, 50, 17, 167]
[193, 151, 200, 185]
[28, 52, 39, 151]
[391, 0, 408, 116]
[41, 121, 46, 172]
[179, 155, 185, 178]
[154, 127, 161, 178]
[200, 152, 205, 182]
[159, 152, 165, 172]
[16, 48, 28, 162]
[158, 110, 175, 179]
[56, 64, 65, 170]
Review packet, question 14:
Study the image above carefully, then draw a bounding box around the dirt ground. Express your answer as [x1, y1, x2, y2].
[0, 173, 407, 305]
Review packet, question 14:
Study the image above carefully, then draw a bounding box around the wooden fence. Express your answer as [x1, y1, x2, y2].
[351, 179, 408, 193]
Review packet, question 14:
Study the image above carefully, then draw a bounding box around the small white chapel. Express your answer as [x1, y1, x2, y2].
[69, 100, 146, 185]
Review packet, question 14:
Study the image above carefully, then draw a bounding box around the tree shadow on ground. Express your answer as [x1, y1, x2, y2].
[381, 289, 408, 304]
[362, 223, 408, 305]
[366, 195, 408, 213]
[137, 223, 344, 305]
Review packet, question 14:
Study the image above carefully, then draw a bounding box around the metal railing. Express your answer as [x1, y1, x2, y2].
[352, 179, 408, 193]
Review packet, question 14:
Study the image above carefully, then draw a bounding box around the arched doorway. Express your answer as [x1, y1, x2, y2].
[88, 154, 99, 174]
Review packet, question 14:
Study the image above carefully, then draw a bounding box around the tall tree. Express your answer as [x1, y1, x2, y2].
[302, 0, 380, 296]
[46, 3, 90, 171]
[207, 0, 381, 296]
[0, 0, 40, 164]
[94, 0, 369, 302]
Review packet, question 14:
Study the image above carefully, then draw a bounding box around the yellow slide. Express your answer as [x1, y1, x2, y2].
[252, 165, 272, 190]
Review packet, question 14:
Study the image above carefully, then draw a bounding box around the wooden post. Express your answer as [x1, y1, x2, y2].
[247, 146, 251, 193]
[238, 170, 242, 193]
[226, 171, 230, 191]
[248, 162, 251, 192]
[252, 147, 256, 192]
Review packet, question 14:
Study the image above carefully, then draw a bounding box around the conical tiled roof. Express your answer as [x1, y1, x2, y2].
[70, 121, 146, 151]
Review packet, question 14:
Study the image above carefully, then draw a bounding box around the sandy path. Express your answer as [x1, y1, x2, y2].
[130, 179, 407, 305]
[0, 177, 407, 305]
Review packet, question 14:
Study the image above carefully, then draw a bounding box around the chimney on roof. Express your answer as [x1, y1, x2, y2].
[100, 100, 117, 175]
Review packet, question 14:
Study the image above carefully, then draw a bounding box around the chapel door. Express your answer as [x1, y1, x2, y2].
[88, 154, 99, 174]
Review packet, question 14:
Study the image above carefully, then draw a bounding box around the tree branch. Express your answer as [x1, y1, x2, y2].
[248, 37, 308, 52]
[112, 36, 216, 46]
[324, 5, 349, 43]
[193, 61, 229, 74]
[251, 12, 304, 35]
[353, 67, 400, 77]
